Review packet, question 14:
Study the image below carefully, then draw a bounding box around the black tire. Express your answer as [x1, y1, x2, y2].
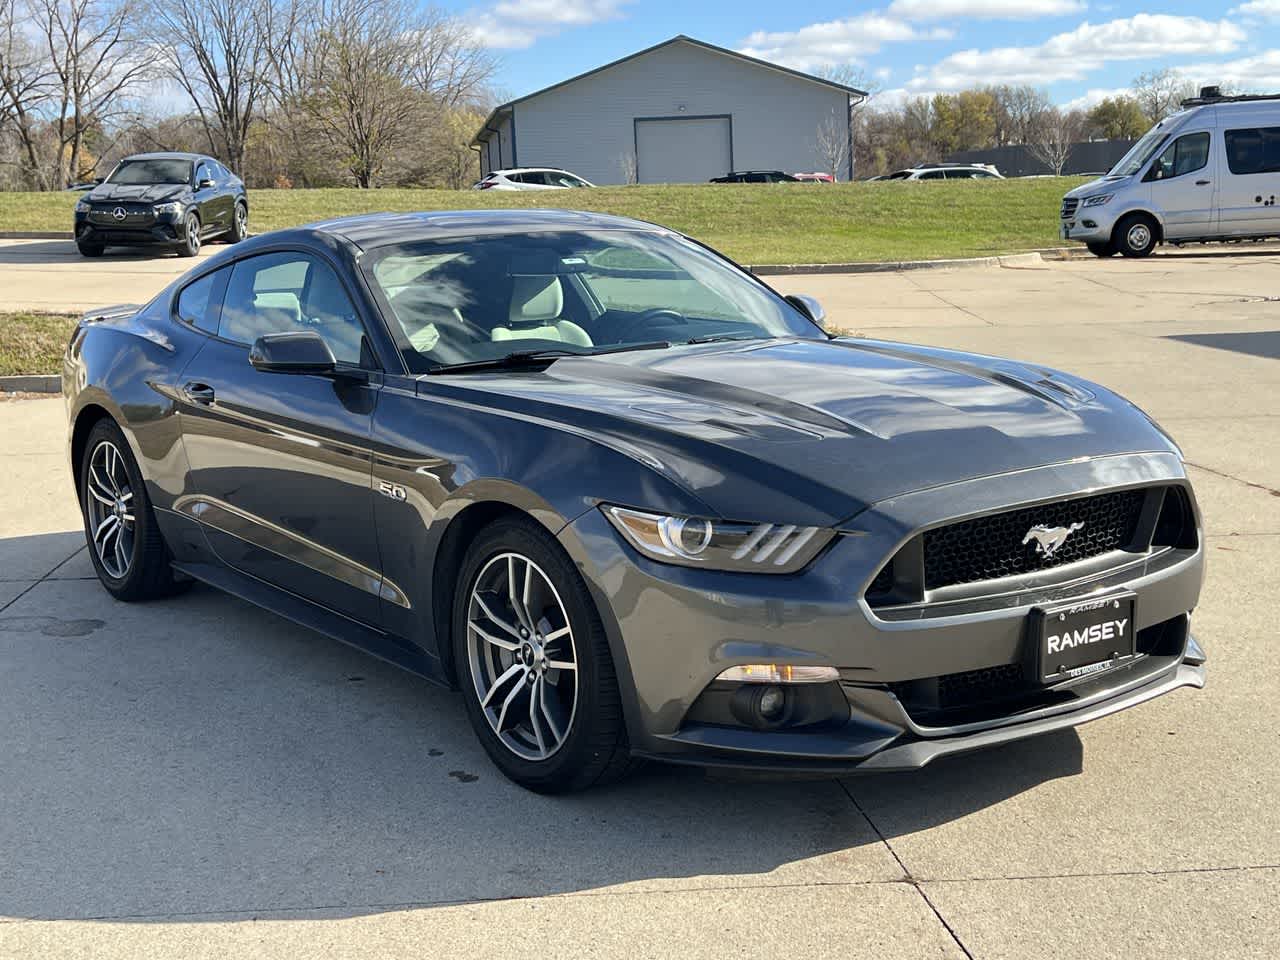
[79, 418, 187, 601]
[452, 515, 637, 793]
[1114, 213, 1158, 258]
[178, 212, 201, 257]
[227, 201, 248, 243]
[76, 240, 105, 258]
[1086, 241, 1116, 258]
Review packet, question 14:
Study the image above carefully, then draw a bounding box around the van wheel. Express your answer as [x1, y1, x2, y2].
[1086, 241, 1116, 258]
[1114, 214, 1158, 258]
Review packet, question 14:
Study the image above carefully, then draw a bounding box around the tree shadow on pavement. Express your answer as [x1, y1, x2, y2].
[0, 533, 1082, 923]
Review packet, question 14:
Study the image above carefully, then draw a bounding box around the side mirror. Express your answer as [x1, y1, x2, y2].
[198, 178, 215, 189]
[786, 294, 826, 327]
[249, 331, 336, 374]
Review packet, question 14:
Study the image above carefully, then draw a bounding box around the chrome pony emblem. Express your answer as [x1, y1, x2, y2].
[112, 206, 127, 221]
[1022, 522, 1084, 558]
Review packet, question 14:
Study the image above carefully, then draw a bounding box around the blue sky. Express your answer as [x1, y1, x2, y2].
[442, 0, 1280, 109]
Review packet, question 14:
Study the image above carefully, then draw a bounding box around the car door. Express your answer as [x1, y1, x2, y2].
[1145, 129, 1215, 238]
[176, 248, 386, 625]
[192, 160, 223, 232]
[1219, 124, 1280, 236]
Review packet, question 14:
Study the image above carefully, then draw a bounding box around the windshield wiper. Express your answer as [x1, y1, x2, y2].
[426, 340, 669, 375]
[683, 333, 768, 346]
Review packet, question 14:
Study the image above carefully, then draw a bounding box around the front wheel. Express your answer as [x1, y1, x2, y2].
[1114, 214, 1158, 258]
[452, 516, 636, 793]
[178, 213, 201, 257]
[1086, 241, 1116, 258]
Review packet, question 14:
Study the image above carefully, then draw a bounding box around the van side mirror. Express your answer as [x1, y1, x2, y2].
[786, 294, 826, 327]
[249, 331, 336, 374]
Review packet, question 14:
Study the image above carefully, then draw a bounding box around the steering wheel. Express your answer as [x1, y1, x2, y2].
[614, 307, 690, 341]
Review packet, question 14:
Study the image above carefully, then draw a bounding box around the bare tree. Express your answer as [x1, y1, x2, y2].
[815, 107, 848, 180]
[405, 12, 494, 109]
[617, 149, 636, 184]
[31, 0, 153, 186]
[1025, 107, 1085, 175]
[1132, 68, 1196, 125]
[146, 0, 296, 174]
[987, 85, 1052, 146]
[0, 0, 53, 187]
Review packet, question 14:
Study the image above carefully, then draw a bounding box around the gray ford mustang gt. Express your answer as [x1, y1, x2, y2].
[63, 210, 1207, 792]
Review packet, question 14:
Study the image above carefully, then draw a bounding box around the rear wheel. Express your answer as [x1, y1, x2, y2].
[452, 516, 636, 793]
[79, 419, 186, 601]
[1086, 240, 1116, 258]
[178, 212, 201, 257]
[227, 201, 248, 243]
[1114, 214, 1158, 258]
[76, 239, 104, 258]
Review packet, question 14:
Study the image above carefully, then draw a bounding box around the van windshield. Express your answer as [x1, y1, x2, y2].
[1108, 127, 1170, 178]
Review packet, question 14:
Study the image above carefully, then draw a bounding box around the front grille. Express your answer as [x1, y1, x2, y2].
[88, 203, 156, 226]
[922, 488, 1146, 590]
[937, 662, 1024, 710]
[1061, 197, 1079, 219]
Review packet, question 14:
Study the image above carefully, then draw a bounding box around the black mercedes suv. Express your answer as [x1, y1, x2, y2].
[73, 152, 248, 258]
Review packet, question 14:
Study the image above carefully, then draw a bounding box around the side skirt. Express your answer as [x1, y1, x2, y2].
[172, 559, 450, 688]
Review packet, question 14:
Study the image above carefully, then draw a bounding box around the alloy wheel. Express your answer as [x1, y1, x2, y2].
[466, 552, 578, 761]
[235, 204, 247, 236]
[85, 439, 135, 578]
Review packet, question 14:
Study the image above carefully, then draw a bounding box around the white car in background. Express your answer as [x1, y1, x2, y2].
[878, 164, 1004, 180]
[473, 168, 595, 190]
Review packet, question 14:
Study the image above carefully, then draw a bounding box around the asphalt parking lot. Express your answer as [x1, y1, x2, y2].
[1, 244, 1277, 958]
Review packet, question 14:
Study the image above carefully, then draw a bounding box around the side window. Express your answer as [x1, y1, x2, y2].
[1225, 127, 1280, 175]
[218, 252, 369, 365]
[195, 162, 211, 184]
[919, 170, 945, 180]
[175, 270, 221, 333]
[744, 173, 767, 183]
[1148, 132, 1210, 180]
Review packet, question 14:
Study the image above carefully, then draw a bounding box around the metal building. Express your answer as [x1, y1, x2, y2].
[471, 35, 866, 185]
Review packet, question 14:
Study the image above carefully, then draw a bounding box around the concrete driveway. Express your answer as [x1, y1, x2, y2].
[1, 251, 1277, 958]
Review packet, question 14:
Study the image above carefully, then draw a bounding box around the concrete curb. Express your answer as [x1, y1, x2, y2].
[0, 375, 59, 393]
[749, 251, 1049, 275]
[0, 231, 73, 240]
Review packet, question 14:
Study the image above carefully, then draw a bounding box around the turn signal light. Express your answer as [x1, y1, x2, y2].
[717, 664, 839, 684]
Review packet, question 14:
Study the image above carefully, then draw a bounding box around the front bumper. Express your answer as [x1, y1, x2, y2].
[1060, 207, 1120, 243]
[560, 452, 1205, 771]
[74, 211, 185, 247]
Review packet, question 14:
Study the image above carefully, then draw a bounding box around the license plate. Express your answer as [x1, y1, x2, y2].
[1032, 592, 1136, 684]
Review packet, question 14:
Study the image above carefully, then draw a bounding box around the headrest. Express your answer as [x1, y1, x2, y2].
[509, 275, 563, 325]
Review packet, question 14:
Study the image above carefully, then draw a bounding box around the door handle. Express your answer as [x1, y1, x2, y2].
[182, 381, 215, 405]
[1195, 179, 1211, 185]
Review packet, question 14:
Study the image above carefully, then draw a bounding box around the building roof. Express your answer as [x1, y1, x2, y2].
[472, 35, 868, 148]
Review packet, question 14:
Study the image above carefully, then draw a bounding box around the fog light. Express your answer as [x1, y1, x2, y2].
[757, 685, 786, 720]
[716, 664, 838, 684]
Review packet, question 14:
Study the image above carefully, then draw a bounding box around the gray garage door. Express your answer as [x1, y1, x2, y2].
[635, 117, 732, 184]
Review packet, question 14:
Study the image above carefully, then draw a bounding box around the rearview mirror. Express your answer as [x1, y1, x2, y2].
[249, 332, 336, 374]
[786, 294, 826, 327]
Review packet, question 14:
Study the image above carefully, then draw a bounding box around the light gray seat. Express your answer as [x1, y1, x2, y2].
[491, 276, 592, 347]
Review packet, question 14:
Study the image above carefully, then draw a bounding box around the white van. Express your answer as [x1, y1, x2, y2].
[1060, 87, 1280, 257]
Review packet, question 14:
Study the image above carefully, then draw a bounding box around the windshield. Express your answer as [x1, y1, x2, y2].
[1108, 126, 1170, 178]
[107, 158, 192, 185]
[363, 230, 823, 372]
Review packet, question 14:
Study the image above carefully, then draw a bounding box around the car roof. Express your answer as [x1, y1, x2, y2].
[118, 152, 208, 162]
[490, 167, 576, 175]
[301, 209, 664, 248]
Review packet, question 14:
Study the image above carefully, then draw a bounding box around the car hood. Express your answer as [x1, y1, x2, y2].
[87, 182, 189, 203]
[419, 338, 1176, 525]
[1065, 175, 1131, 200]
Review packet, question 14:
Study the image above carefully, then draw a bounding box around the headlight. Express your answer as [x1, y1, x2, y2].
[74, 198, 90, 212]
[603, 506, 835, 573]
[1081, 194, 1113, 207]
[154, 201, 183, 215]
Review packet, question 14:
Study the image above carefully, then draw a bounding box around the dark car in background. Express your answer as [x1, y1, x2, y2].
[710, 170, 799, 183]
[62, 209, 1206, 793]
[73, 152, 248, 258]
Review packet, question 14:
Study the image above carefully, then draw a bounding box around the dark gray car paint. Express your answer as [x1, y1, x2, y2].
[63, 210, 1206, 771]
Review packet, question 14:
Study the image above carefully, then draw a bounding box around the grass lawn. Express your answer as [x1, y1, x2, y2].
[0, 178, 1086, 264]
[0, 312, 77, 377]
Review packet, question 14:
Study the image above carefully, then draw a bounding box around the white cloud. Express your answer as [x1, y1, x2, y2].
[739, 14, 949, 72]
[1063, 86, 1132, 111]
[887, 0, 1085, 21]
[1231, 0, 1280, 17]
[470, 0, 629, 49]
[1179, 50, 1280, 90]
[905, 14, 1245, 90]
